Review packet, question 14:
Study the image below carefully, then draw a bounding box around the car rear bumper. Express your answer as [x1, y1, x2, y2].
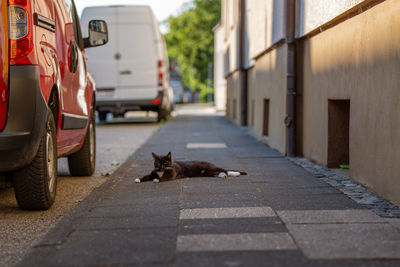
[96, 99, 162, 113]
[0, 65, 49, 172]
[96, 90, 165, 113]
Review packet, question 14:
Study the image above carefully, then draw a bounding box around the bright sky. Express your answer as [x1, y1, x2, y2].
[75, 0, 190, 22]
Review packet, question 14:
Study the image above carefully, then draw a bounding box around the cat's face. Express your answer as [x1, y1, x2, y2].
[152, 152, 172, 171]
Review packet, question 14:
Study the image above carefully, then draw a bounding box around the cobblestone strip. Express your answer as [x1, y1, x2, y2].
[288, 157, 400, 218]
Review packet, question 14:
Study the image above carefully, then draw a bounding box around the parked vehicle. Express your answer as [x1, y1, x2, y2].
[81, 5, 173, 122]
[0, 0, 108, 210]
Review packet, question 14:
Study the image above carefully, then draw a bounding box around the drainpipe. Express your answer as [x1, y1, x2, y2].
[285, 0, 297, 156]
[239, 0, 247, 126]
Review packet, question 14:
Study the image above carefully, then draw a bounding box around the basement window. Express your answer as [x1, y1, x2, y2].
[328, 100, 350, 168]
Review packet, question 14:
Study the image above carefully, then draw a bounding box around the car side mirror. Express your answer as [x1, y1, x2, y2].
[84, 20, 108, 48]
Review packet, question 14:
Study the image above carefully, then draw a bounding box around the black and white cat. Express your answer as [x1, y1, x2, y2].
[135, 152, 247, 183]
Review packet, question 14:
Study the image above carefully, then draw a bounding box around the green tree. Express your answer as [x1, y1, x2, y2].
[164, 0, 221, 101]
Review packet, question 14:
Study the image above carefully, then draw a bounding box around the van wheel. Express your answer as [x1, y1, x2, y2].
[68, 109, 96, 176]
[13, 112, 57, 210]
[157, 108, 168, 122]
[98, 111, 107, 122]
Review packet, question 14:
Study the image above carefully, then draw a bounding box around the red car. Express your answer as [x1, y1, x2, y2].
[0, 0, 108, 210]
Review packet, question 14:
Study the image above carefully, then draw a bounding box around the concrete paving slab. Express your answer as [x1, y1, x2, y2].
[277, 210, 385, 224]
[180, 207, 276, 219]
[77, 214, 179, 230]
[286, 223, 400, 259]
[182, 191, 263, 205]
[179, 217, 286, 235]
[182, 179, 253, 193]
[48, 228, 176, 265]
[385, 218, 400, 231]
[230, 147, 283, 158]
[176, 233, 297, 252]
[264, 192, 362, 210]
[176, 251, 308, 267]
[181, 199, 267, 209]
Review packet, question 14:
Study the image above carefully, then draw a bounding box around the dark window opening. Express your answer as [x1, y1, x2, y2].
[233, 98, 237, 120]
[251, 99, 255, 126]
[328, 100, 350, 168]
[263, 99, 269, 136]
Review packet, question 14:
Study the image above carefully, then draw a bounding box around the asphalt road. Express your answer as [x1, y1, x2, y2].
[0, 113, 159, 267]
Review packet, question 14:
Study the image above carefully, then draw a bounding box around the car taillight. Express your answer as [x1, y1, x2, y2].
[8, 0, 33, 64]
[157, 60, 163, 87]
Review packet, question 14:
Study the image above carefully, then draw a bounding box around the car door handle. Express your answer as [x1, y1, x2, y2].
[120, 70, 131, 75]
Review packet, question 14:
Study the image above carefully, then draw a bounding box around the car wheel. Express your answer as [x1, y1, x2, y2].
[157, 108, 168, 122]
[13, 112, 57, 210]
[98, 111, 107, 122]
[68, 109, 96, 176]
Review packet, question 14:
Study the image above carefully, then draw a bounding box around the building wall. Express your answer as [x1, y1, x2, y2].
[300, 0, 400, 205]
[223, 0, 240, 76]
[296, 0, 365, 37]
[247, 45, 287, 154]
[214, 24, 227, 111]
[226, 71, 242, 124]
[245, 0, 284, 65]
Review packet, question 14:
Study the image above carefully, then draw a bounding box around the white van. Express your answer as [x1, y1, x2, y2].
[81, 5, 173, 121]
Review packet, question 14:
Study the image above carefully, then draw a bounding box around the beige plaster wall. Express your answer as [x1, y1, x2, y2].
[226, 71, 242, 125]
[247, 45, 287, 154]
[300, 0, 400, 205]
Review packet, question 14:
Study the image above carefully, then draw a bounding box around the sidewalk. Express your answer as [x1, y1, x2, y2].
[19, 110, 400, 266]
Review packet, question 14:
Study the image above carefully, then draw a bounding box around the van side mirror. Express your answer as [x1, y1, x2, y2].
[84, 20, 108, 48]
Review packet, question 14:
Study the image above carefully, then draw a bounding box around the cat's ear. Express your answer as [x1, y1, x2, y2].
[152, 152, 159, 159]
[166, 152, 172, 161]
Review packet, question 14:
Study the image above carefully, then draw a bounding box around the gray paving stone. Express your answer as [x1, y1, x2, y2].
[385, 218, 400, 231]
[264, 192, 363, 210]
[286, 223, 400, 259]
[77, 214, 178, 230]
[277, 210, 385, 224]
[182, 191, 263, 204]
[176, 251, 308, 267]
[49, 228, 176, 265]
[176, 233, 297, 252]
[181, 199, 267, 209]
[182, 179, 253, 193]
[179, 217, 286, 235]
[230, 147, 283, 158]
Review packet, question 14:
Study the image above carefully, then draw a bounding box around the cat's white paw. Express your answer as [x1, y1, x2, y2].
[218, 172, 227, 179]
[153, 178, 160, 183]
[134, 178, 141, 183]
[227, 171, 240, 177]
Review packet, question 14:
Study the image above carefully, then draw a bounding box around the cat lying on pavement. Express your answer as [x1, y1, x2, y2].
[135, 152, 247, 183]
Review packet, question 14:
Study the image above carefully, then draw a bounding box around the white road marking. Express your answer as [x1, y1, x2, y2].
[180, 207, 276, 219]
[186, 143, 227, 149]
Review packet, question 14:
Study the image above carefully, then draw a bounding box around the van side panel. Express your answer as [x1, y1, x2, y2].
[81, 7, 118, 90]
[83, 6, 162, 102]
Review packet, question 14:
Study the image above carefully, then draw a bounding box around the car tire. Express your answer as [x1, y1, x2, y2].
[13, 112, 57, 210]
[68, 109, 96, 176]
[98, 111, 107, 122]
[157, 108, 168, 122]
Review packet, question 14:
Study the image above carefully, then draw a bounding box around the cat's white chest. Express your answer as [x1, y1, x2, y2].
[157, 171, 164, 177]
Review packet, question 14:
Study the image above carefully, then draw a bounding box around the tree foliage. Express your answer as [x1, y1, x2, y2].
[164, 0, 221, 101]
